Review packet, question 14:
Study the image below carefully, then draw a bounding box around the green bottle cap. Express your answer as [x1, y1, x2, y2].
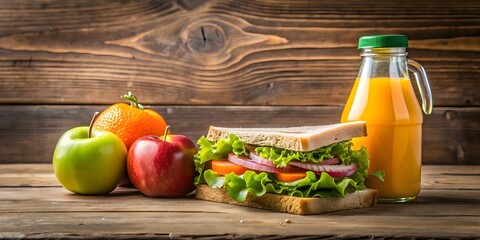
[358, 35, 408, 49]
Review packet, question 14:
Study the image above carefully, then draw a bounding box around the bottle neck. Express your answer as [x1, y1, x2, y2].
[360, 47, 407, 57]
[358, 47, 409, 80]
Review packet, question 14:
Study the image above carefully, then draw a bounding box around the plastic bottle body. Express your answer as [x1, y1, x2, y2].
[341, 47, 425, 202]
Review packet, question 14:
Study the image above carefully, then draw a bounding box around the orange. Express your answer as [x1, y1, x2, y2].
[93, 91, 168, 150]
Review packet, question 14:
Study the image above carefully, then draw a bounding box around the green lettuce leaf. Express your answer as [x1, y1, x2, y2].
[204, 169, 271, 202]
[194, 134, 247, 184]
[203, 169, 225, 188]
[368, 170, 385, 182]
[203, 169, 361, 202]
[256, 141, 363, 168]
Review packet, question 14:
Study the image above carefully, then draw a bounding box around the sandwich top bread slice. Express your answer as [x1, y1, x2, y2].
[193, 121, 383, 215]
[207, 121, 367, 152]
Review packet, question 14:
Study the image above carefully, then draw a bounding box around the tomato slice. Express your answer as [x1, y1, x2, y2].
[274, 172, 307, 182]
[211, 159, 248, 175]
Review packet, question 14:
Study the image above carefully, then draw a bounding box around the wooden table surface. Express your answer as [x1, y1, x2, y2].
[0, 164, 479, 239]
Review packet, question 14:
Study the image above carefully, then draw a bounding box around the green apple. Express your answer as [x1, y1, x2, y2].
[53, 126, 127, 195]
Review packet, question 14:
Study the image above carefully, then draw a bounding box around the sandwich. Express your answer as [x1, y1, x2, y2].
[193, 121, 384, 215]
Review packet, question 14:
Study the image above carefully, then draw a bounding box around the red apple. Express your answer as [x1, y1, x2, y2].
[127, 134, 196, 197]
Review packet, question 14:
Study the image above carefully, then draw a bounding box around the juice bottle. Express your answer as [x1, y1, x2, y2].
[341, 35, 433, 202]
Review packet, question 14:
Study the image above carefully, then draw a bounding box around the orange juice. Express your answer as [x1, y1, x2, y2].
[341, 77, 423, 201]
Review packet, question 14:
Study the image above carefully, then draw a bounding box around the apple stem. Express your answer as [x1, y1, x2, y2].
[163, 125, 170, 141]
[88, 112, 100, 139]
[121, 91, 144, 110]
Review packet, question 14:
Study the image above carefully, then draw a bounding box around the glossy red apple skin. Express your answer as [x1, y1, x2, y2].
[165, 135, 198, 157]
[127, 135, 195, 197]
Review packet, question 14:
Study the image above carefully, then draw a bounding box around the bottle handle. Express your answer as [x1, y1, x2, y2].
[407, 59, 433, 115]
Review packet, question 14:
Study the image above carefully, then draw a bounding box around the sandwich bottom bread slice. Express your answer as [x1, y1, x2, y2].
[193, 121, 383, 215]
[196, 185, 378, 215]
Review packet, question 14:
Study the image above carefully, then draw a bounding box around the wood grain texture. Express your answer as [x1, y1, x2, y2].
[1, 212, 478, 239]
[0, 0, 478, 106]
[0, 1, 479, 238]
[0, 0, 478, 165]
[0, 105, 478, 164]
[0, 164, 479, 239]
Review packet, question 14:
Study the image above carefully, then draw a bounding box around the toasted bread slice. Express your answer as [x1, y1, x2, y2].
[195, 184, 378, 215]
[207, 121, 367, 152]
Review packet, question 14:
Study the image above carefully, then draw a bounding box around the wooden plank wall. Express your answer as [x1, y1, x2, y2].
[0, 0, 479, 164]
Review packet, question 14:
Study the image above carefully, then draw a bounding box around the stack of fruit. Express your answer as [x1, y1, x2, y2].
[52, 92, 197, 197]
